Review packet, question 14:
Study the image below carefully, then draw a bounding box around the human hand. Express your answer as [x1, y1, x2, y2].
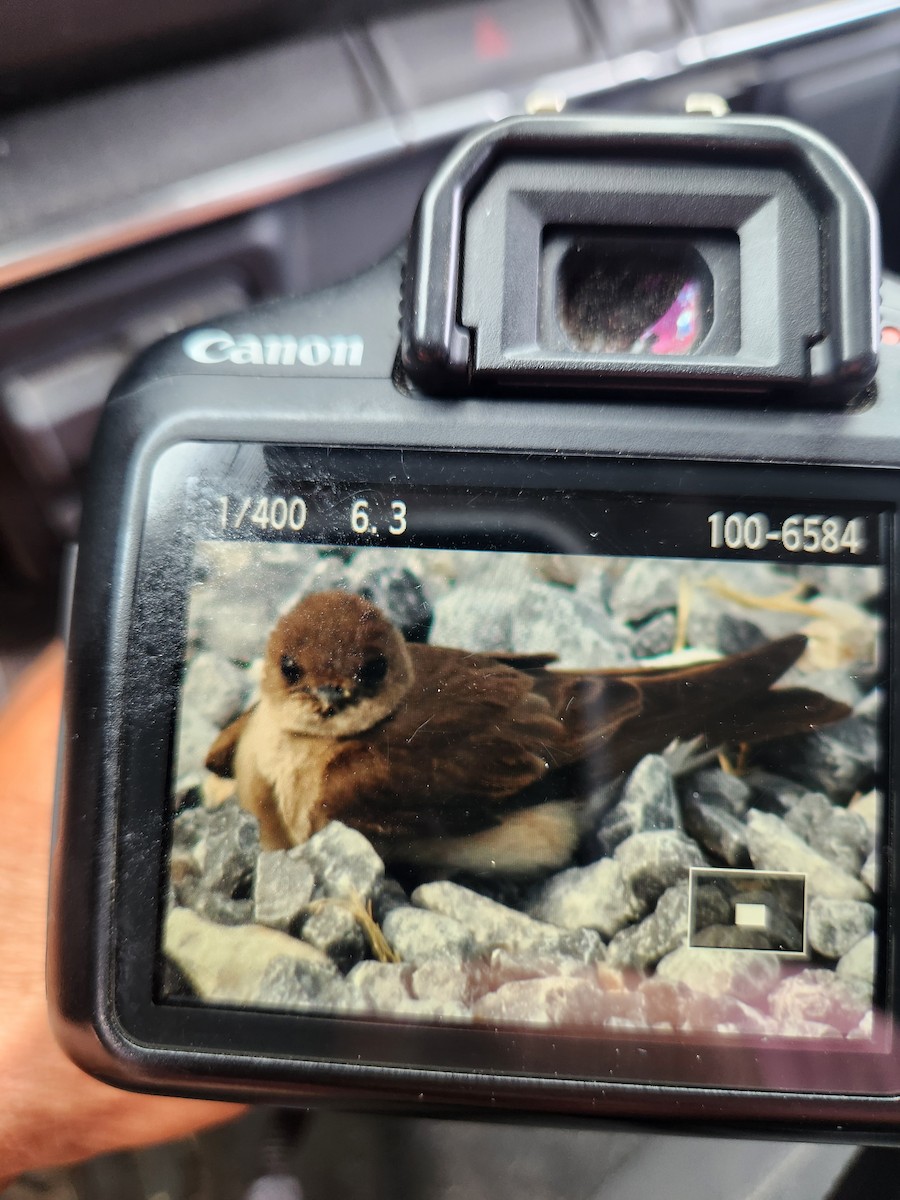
[0, 645, 245, 1185]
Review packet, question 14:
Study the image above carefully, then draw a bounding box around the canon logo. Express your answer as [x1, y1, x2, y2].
[182, 329, 365, 368]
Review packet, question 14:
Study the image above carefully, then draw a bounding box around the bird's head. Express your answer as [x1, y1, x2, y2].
[261, 590, 414, 736]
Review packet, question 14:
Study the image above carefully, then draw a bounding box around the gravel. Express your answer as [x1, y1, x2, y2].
[596, 755, 681, 854]
[746, 812, 870, 901]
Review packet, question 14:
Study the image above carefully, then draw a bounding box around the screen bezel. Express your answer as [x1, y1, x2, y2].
[111, 442, 897, 1097]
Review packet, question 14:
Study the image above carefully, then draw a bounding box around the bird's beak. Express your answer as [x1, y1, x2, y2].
[315, 685, 351, 714]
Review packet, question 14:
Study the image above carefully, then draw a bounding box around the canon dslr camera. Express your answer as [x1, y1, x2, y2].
[50, 113, 900, 1137]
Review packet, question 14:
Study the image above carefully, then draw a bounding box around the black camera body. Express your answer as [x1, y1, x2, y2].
[50, 114, 900, 1137]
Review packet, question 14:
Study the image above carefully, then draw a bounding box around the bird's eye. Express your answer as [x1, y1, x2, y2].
[356, 655, 388, 689]
[280, 655, 304, 686]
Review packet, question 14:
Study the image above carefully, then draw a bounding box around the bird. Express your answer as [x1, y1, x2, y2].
[205, 589, 850, 875]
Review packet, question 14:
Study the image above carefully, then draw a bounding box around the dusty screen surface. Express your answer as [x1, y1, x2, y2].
[162, 541, 883, 1042]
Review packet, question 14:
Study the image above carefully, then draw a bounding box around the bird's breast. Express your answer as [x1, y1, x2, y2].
[243, 703, 345, 844]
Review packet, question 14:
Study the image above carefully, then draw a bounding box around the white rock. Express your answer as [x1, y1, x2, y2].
[164, 907, 334, 1005]
[656, 946, 780, 1007]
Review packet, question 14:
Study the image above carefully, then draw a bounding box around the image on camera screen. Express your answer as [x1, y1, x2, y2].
[163, 543, 882, 1043]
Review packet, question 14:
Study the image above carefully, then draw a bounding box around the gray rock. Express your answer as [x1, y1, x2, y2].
[597, 755, 681, 853]
[861, 851, 879, 893]
[170, 810, 205, 897]
[683, 767, 751, 818]
[188, 891, 253, 927]
[339, 960, 472, 1022]
[683, 798, 749, 866]
[429, 585, 518, 653]
[682, 562, 804, 649]
[631, 611, 677, 659]
[742, 769, 808, 814]
[716, 614, 767, 656]
[302, 903, 368, 970]
[609, 560, 678, 624]
[656, 946, 780, 1006]
[182, 651, 249, 728]
[383, 906, 475, 962]
[202, 798, 260, 896]
[811, 807, 872, 877]
[837, 932, 876, 987]
[301, 821, 384, 902]
[163, 907, 334, 1005]
[173, 772, 204, 812]
[351, 566, 433, 643]
[174, 711, 222, 782]
[784, 793, 872, 876]
[172, 799, 260, 908]
[782, 791, 833, 840]
[255, 955, 343, 1011]
[530, 858, 644, 939]
[343, 961, 415, 1011]
[555, 927, 606, 962]
[509, 584, 634, 669]
[415, 881, 604, 958]
[808, 898, 875, 960]
[171, 801, 210, 849]
[253, 849, 315, 932]
[607, 883, 711, 969]
[763, 716, 876, 799]
[614, 830, 706, 907]
[746, 811, 869, 900]
[371, 878, 409, 925]
[189, 595, 277, 664]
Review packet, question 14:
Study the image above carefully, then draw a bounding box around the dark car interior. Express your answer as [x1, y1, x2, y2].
[3, 0, 900, 1194]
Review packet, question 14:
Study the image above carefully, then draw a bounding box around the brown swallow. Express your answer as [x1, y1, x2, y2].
[205, 590, 850, 874]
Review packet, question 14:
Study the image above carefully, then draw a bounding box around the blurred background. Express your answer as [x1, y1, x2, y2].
[3, 0, 900, 1193]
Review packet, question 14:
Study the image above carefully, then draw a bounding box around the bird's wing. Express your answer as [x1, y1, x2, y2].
[314, 646, 642, 841]
[205, 706, 256, 777]
[596, 633, 850, 774]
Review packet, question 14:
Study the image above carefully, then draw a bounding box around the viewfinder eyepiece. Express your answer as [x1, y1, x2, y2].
[402, 114, 879, 404]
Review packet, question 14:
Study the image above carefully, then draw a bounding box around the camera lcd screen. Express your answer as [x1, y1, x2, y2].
[157, 447, 886, 1051]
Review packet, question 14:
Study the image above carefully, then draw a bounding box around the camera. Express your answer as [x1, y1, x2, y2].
[49, 112, 900, 1137]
